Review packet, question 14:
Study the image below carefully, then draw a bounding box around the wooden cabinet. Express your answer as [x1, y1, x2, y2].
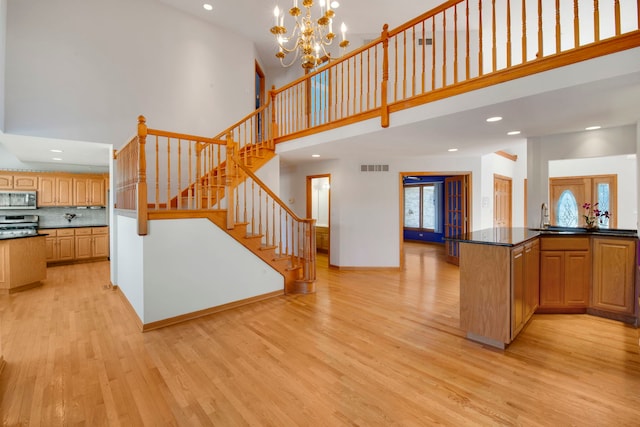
[74, 227, 109, 260]
[538, 236, 591, 313]
[44, 229, 76, 263]
[73, 176, 106, 206]
[0, 236, 47, 293]
[38, 176, 74, 206]
[316, 226, 329, 252]
[511, 239, 540, 338]
[0, 172, 37, 190]
[460, 237, 540, 349]
[591, 237, 636, 319]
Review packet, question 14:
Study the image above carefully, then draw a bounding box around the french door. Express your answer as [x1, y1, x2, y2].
[444, 175, 469, 265]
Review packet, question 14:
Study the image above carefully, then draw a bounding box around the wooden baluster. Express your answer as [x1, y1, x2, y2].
[443, 11, 448, 86]
[347, 57, 351, 116]
[166, 138, 171, 210]
[195, 142, 203, 209]
[216, 143, 222, 210]
[594, 0, 600, 42]
[226, 135, 234, 228]
[243, 166, 247, 224]
[555, 0, 561, 53]
[250, 180, 255, 236]
[432, 18, 436, 89]
[411, 26, 416, 96]
[258, 186, 263, 237]
[328, 69, 334, 123]
[177, 139, 182, 209]
[574, 0, 580, 48]
[154, 135, 159, 209]
[188, 140, 192, 209]
[522, 0, 527, 62]
[278, 208, 283, 256]
[403, 30, 407, 99]
[272, 199, 276, 247]
[466, 0, 471, 79]
[506, 0, 512, 68]
[374, 45, 379, 108]
[271, 87, 278, 143]
[492, 0, 497, 72]
[422, 20, 426, 92]
[207, 143, 213, 209]
[478, 0, 484, 75]
[380, 24, 390, 128]
[360, 52, 364, 112]
[366, 48, 371, 111]
[394, 35, 398, 102]
[454, 5, 459, 83]
[538, 0, 543, 57]
[614, 0, 621, 36]
[341, 62, 345, 119]
[136, 115, 148, 236]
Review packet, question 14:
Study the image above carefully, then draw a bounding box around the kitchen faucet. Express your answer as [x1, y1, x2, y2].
[540, 203, 549, 229]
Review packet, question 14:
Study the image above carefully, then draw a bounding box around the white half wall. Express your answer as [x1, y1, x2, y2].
[116, 215, 145, 320]
[142, 218, 283, 324]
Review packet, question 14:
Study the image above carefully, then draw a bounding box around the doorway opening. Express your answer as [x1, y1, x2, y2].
[306, 175, 331, 259]
[400, 172, 471, 267]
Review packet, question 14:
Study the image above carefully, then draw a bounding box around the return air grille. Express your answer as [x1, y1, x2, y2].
[360, 164, 389, 172]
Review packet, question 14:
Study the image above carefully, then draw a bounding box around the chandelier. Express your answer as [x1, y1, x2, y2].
[270, 0, 349, 69]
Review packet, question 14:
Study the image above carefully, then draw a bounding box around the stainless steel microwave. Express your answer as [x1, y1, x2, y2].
[0, 191, 37, 209]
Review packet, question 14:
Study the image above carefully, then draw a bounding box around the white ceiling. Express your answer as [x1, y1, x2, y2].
[2, 0, 639, 169]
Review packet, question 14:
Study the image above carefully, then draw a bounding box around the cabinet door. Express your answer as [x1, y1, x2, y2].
[13, 174, 38, 190]
[524, 239, 540, 319]
[89, 178, 106, 206]
[74, 178, 89, 206]
[57, 177, 74, 206]
[511, 246, 525, 337]
[564, 251, 590, 306]
[45, 237, 57, 261]
[58, 236, 75, 261]
[92, 234, 109, 258]
[75, 235, 93, 259]
[0, 174, 13, 189]
[540, 251, 564, 307]
[38, 176, 57, 206]
[592, 238, 636, 315]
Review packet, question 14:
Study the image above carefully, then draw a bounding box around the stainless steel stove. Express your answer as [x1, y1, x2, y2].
[0, 214, 39, 239]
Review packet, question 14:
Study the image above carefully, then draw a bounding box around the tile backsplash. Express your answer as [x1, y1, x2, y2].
[0, 206, 108, 228]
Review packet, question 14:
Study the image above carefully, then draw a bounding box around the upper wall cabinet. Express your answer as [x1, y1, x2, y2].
[0, 172, 38, 190]
[73, 176, 106, 206]
[37, 176, 74, 207]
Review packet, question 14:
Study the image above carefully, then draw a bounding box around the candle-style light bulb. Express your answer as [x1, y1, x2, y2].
[273, 6, 280, 26]
[319, 0, 325, 14]
[340, 22, 347, 41]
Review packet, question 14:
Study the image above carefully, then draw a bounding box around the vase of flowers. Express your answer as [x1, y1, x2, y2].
[582, 202, 609, 229]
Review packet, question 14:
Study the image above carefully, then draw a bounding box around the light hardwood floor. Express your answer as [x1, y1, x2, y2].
[1, 242, 640, 425]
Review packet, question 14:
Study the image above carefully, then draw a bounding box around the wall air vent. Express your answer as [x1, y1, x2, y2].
[418, 38, 433, 46]
[360, 164, 389, 172]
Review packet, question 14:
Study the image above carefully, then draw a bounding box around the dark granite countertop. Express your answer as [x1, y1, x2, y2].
[447, 226, 637, 247]
[0, 233, 47, 241]
[38, 225, 108, 229]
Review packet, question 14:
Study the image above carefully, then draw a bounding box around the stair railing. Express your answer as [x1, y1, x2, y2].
[226, 150, 317, 285]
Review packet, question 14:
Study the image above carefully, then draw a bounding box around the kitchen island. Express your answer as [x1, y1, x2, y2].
[450, 227, 638, 349]
[0, 235, 47, 294]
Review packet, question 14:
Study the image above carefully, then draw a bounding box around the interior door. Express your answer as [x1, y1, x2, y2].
[494, 175, 512, 228]
[444, 175, 468, 265]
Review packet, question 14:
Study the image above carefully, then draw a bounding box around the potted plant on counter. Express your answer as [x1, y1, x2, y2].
[582, 202, 609, 229]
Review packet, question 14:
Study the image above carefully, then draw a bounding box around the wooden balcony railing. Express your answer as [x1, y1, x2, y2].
[271, 0, 640, 141]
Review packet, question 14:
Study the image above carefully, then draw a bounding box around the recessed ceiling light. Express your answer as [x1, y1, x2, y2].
[52, 157, 63, 161]
[486, 116, 502, 122]
[203, 3, 213, 11]
[507, 131, 521, 135]
[312, 154, 321, 158]
[50, 149, 63, 153]
[585, 125, 601, 130]
[331, 1, 340, 8]
[448, 148, 458, 152]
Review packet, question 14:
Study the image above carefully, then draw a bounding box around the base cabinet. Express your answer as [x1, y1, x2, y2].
[45, 229, 76, 263]
[512, 239, 540, 338]
[538, 237, 590, 313]
[44, 227, 108, 263]
[75, 227, 109, 260]
[591, 237, 636, 317]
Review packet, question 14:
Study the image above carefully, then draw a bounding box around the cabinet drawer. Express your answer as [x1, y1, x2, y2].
[57, 229, 75, 237]
[75, 228, 92, 236]
[92, 227, 108, 235]
[540, 236, 590, 251]
[40, 229, 56, 237]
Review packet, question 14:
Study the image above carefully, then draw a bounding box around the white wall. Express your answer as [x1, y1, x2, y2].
[115, 215, 145, 320]
[0, 0, 6, 132]
[549, 154, 637, 228]
[142, 219, 283, 324]
[280, 155, 482, 268]
[5, 0, 256, 147]
[527, 124, 637, 228]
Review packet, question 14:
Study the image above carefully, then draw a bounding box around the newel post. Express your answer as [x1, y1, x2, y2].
[226, 132, 236, 230]
[380, 24, 390, 128]
[270, 85, 278, 147]
[137, 115, 149, 236]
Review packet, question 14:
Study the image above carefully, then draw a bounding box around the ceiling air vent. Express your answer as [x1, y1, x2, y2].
[360, 164, 389, 172]
[418, 38, 433, 46]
